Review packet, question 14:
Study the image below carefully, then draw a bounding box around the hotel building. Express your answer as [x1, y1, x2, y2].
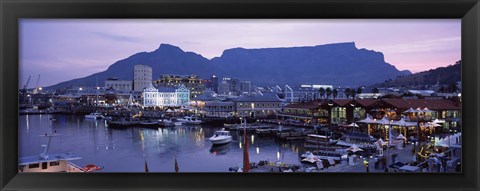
[133, 65, 152, 92]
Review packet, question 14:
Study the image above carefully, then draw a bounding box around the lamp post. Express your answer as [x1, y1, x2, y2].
[363, 158, 369, 172]
[414, 110, 424, 164]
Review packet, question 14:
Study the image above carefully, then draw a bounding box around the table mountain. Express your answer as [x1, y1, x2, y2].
[45, 42, 410, 90]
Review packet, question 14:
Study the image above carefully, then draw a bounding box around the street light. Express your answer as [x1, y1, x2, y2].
[413, 109, 425, 164]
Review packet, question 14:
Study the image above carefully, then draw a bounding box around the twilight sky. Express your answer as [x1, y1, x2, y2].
[20, 19, 461, 88]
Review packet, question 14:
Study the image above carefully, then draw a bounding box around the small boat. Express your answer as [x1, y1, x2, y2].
[305, 134, 338, 145]
[139, 120, 159, 127]
[106, 118, 139, 128]
[208, 130, 233, 145]
[177, 116, 203, 125]
[158, 119, 175, 127]
[85, 112, 104, 120]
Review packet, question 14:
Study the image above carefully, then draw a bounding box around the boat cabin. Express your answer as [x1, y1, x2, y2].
[19, 153, 84, 172]
[213, 131, 231, 137]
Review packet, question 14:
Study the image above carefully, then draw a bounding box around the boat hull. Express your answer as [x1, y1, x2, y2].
[210, 137, 232, 145]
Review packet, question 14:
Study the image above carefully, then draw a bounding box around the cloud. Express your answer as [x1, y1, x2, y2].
[92, 32, 141, 43]
[381, 36, 460, 53]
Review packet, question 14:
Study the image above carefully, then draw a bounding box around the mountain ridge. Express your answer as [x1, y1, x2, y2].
[371, 60, 461, 88]
[45, 42, 412, 90]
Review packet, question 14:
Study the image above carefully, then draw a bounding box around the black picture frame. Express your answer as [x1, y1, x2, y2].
[1, 0, 479, 190]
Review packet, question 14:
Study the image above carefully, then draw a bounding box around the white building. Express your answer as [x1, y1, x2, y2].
[143, 83, 190, 107]
[134, 65, 152, 92]
[104, 78, 132, 92]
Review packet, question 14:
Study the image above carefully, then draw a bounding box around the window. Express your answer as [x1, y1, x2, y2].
[29, 163, 40, 168]
[50, 161, 60, 166]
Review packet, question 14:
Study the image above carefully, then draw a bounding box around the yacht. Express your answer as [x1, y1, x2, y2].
[177, 116, 203, 125]
[85, 112, 104, 120]
[208, 130, 233, 145]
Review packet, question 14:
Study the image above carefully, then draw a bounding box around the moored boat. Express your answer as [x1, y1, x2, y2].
[208, 130, 233, 145]
[177, 116, 203, 125]
[85, 112, 104, 120]
[139, 120, 159, 128]
[158, 119, 175, 127]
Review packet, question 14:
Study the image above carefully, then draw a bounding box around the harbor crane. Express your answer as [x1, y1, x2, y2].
[32, 74, 41, 94]
[21, 75, 31, 94]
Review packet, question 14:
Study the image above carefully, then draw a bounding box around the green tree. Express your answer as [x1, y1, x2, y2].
[351, 89, 357, 100]
[319, 87, 326, 100]
[344, 88, 351, 99]
[332, 89, 338, 99]
[356, 87, 363, 95]
[372, 87, 379, 93]
[326, 88, 332, 99]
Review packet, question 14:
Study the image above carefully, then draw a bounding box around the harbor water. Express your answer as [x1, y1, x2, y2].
[19, 114, 303, 172]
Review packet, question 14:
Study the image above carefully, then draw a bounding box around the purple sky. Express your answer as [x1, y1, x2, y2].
[20, 19, 461, 88]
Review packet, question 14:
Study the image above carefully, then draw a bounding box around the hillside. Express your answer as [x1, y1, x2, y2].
[45, 42, 410, 90]
[372, 60, 461, 88]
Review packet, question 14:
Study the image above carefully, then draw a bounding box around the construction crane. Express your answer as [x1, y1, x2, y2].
[33, 74, 41, 94]
[21, 75, 31, 94]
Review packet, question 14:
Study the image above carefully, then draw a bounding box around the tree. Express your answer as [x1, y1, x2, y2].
[438, 86, 445, 93]
[448, 82, 457, 93]
[344, 88, 351, 99]
[319, 87, 326, 100]
[356, 87, 363, 95]
[351, 89, 357, 100]
[372, 87, 379, 93]
[326, 88, 332, 99]
[332, 89, 338, 99]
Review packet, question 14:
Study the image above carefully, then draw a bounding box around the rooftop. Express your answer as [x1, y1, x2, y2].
[234, 93, 282, 102]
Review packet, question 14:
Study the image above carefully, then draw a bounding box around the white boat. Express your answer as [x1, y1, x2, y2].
[208, 130, 233, 145]
[177, 116, 203, 125]
[19, 132, 86, 172]
[85, 112, 104, 120]
[158, 119, 175, 127]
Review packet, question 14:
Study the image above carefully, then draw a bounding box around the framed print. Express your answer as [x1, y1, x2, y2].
[1, 0, 479, 191]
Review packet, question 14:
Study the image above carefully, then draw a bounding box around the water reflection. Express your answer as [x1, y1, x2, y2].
[25, 115, 30, 134]
[209, 144, 231, 155]
[19, 114, 304, 172]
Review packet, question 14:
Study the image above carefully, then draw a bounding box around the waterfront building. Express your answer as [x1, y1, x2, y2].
[204, 101, 235, 117]
[233, 93, 282, 118]
[142, 83, 190, 108]
[104, 77, 132, 92]
[134, 65, 152, 92]
[280, 84, 341, 103]
[279, 98, 461, 131]
[190, 91, 217, 116]
[153, 74, 205, 99]
[370, 98, 461, 131]
[52, 95, 79, 113]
